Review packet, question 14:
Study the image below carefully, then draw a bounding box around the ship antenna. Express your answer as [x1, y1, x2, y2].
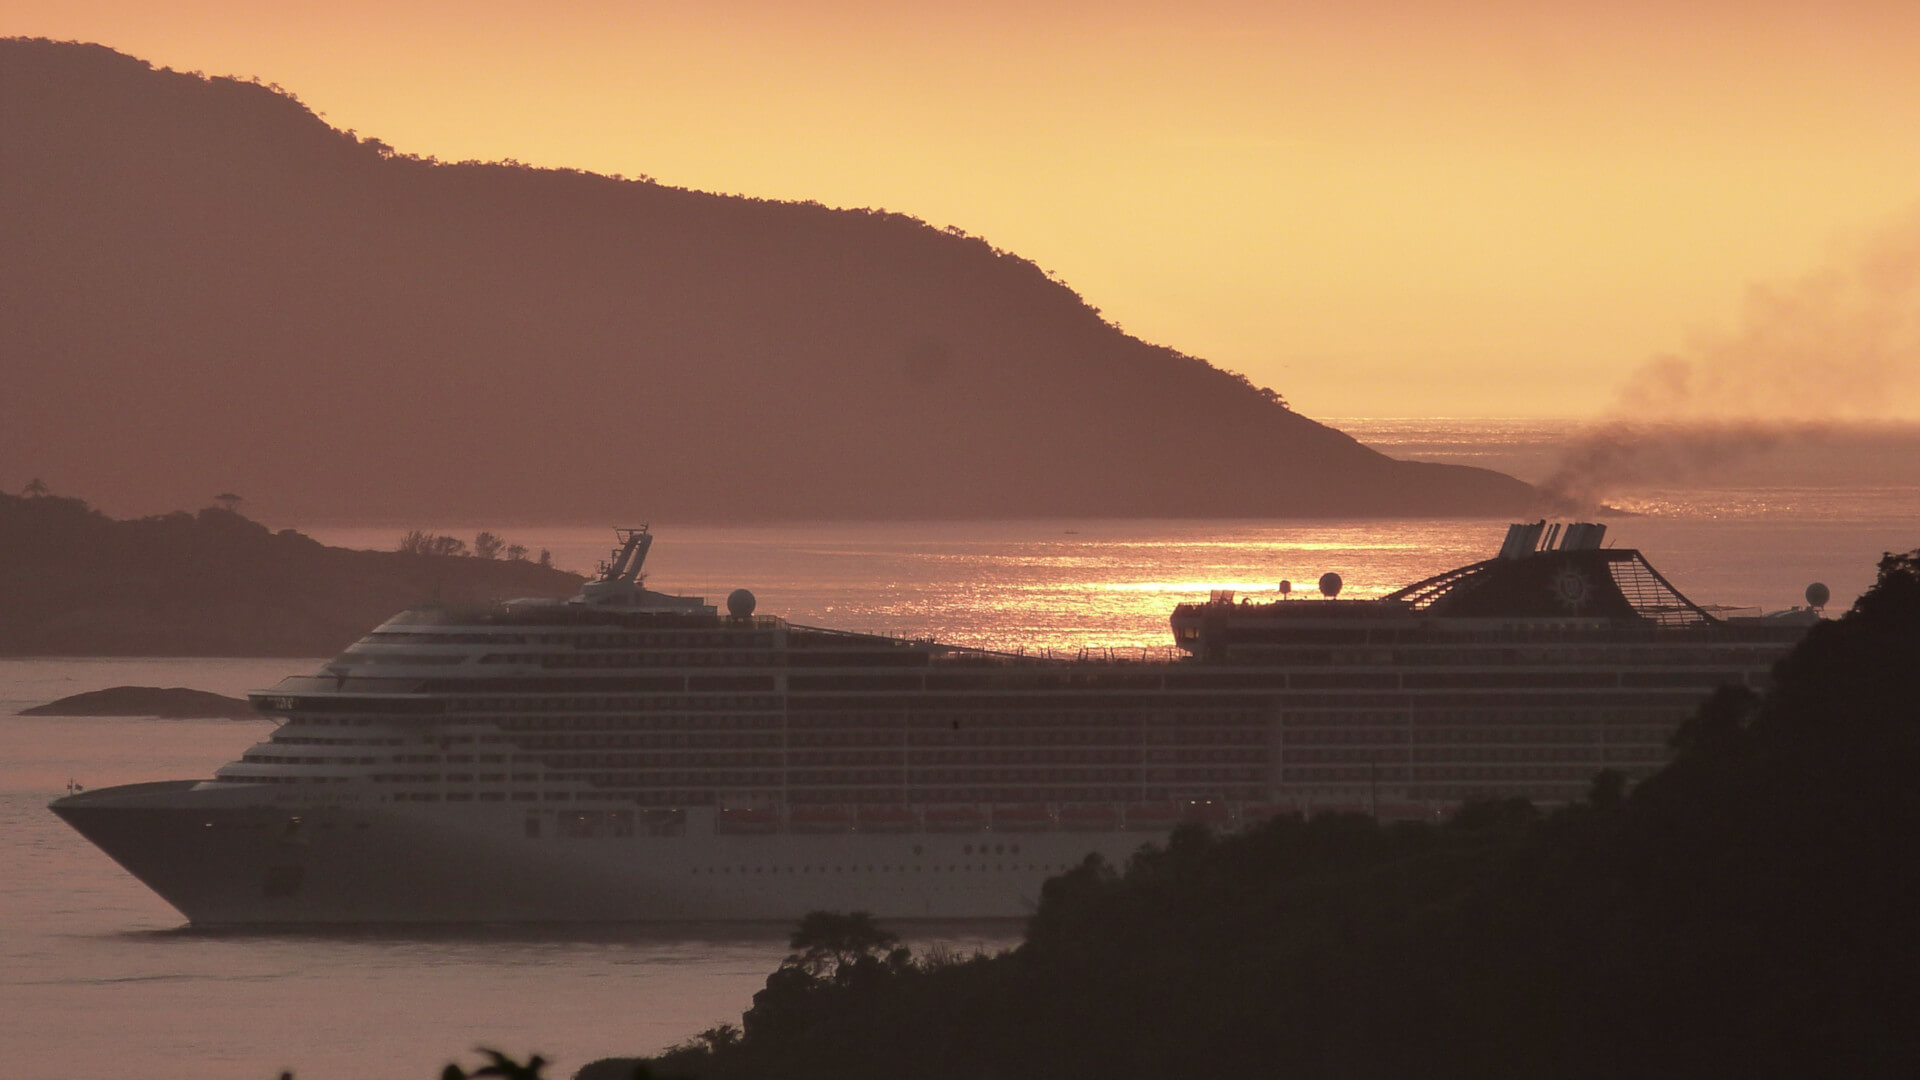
[602, 526, 652, 584]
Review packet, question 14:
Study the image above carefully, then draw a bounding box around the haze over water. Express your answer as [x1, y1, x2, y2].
[312, 417, 1920, 652]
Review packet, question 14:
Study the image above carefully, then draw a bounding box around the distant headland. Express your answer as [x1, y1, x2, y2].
[0, 38, 1538, 523]
[0, 491, 583, 657]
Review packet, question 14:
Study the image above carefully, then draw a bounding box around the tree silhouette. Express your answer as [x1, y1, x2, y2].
[22, 477, 49, 497]
[440, 1048, 549, 1080]
[1587, 766, 1628, 811]
[473, 531, 504, 560]
[784, 910, 902, 980]
[214, 492, 242, 512]
[395, 531, 470, 557]
[592, 549, 1920, 1080]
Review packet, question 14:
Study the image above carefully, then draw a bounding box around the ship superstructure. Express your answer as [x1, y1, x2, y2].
[52, 523, 1814, 925]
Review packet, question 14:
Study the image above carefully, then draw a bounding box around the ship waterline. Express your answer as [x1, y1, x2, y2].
[51, 523, 1814, 926]
[53, 783, 1146, 923]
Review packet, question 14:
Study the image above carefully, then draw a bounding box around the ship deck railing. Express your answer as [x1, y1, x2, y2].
[705, 797, 1454, 836]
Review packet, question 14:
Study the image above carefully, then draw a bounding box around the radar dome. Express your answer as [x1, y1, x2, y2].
[1805, 582, 1830, 609]
[1318, 572, 1343, 598]
[727, 589, 757, 617]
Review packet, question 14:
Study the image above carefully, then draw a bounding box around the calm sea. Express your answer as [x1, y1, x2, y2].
[5, 420, 1917, 1080]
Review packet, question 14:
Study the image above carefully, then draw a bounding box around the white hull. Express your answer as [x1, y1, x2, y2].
[53, 782, 1156, 925]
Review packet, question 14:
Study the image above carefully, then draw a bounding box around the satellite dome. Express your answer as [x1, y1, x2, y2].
[1318, 572, 1343, 598]
[1805, 582, 1830, 609]
[727, 588, 757, 617]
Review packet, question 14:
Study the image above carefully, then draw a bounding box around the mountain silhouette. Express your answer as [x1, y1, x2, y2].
[0, 39, 1537, 523]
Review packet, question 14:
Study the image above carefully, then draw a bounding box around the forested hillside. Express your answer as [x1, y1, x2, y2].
[0, 492, 581, 656]
[0, 38, 1536, 523]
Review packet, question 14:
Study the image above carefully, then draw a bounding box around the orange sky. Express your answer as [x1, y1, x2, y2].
[13, 0, 1920, 417]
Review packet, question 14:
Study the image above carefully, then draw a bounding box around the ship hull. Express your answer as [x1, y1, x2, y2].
[48, 525, 1814, 928]
[52, 781, 1151, 926]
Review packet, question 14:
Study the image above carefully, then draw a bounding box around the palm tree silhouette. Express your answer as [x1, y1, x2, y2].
[441, 1048, 550, 1079]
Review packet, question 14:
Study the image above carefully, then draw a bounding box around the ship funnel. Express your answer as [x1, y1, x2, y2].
[1499, 520, 1605, 558]
[1560, 522, 1606, 551]
[1499, 521, 1546, 559]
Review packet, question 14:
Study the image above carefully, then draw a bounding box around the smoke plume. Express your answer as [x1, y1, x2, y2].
[1545, 209, 1920, 508]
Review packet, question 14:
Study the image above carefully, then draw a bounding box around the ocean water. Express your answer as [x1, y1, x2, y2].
[312, 513, 1915, 653]
[6, 420, 1918, 1080]
[0, 675, 1019, 1080]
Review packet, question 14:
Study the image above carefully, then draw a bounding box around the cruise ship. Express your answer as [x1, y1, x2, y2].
[51, 522, 1815, 925]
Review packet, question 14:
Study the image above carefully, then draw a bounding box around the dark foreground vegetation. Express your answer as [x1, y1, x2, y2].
[0, 490, 581, 655]
[559, 548, 1920, 1080]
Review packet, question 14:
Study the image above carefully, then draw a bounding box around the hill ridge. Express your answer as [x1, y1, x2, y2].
[0, 492, 583, 656]
[0, 38, 1537, 523]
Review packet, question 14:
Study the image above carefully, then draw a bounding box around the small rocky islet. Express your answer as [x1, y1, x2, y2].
[21, 685, 257, 719]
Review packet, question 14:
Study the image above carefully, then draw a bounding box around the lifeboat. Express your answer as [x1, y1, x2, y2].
[1305, 802, 1373, 819]
[923, 805, 988, 832]
[1057, 804, 1121, 831]
[788, 805, 856, 833]
[716, 806, 777, 834]
[991, 804, 1052, 831]
[1179, 800, 1232, 826]
[856, 805, 919, 832]
[637, 808, 688, 836]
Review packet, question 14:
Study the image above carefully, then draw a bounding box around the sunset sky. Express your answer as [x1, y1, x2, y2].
[14, 0, 1920, 418]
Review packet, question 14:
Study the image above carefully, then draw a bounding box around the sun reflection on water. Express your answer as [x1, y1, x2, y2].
[305, 512, 1915, 654]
